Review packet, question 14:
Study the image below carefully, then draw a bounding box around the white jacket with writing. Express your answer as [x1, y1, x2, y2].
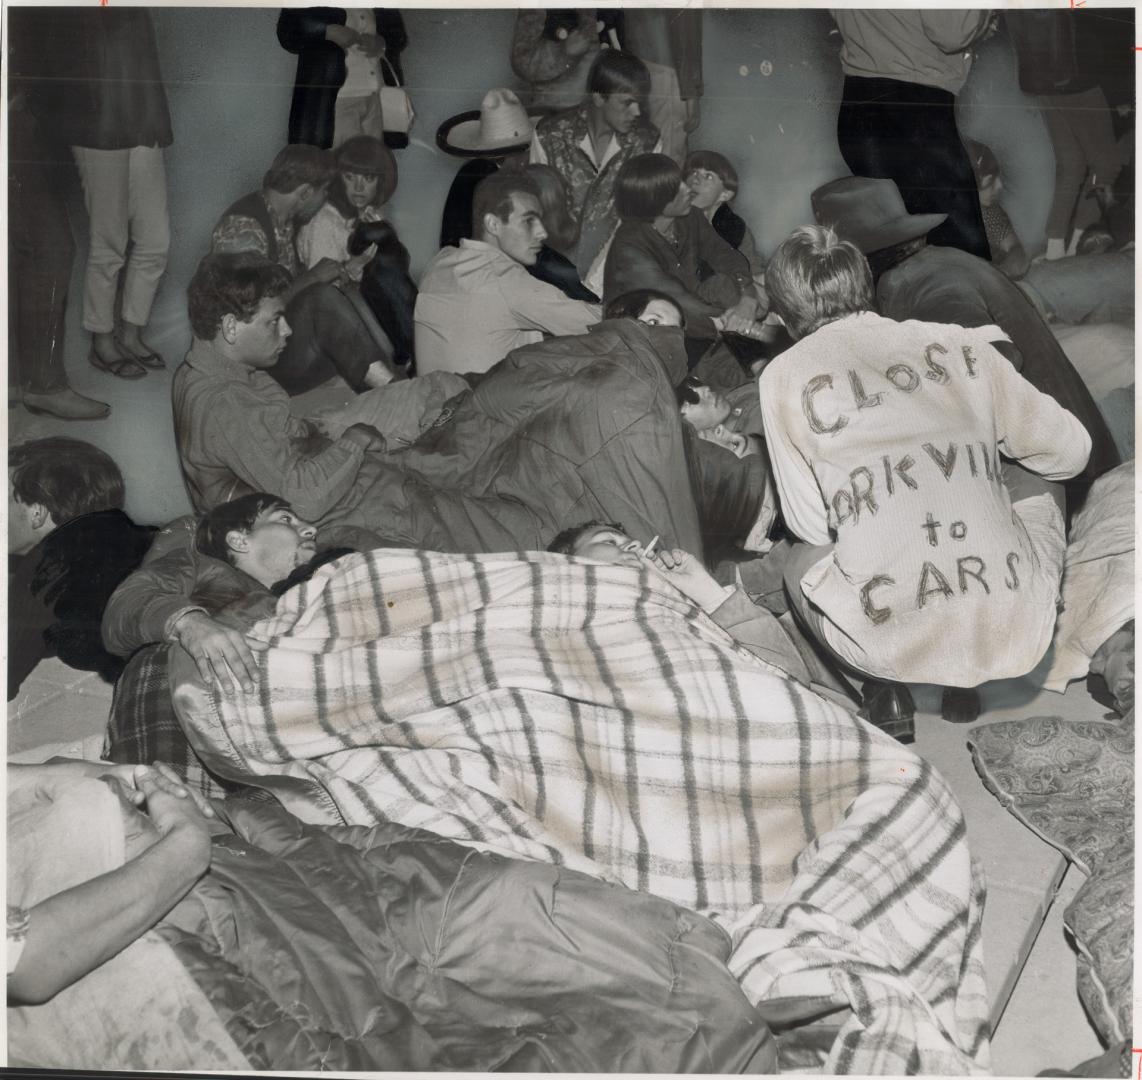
[760, 311, 1092, 686]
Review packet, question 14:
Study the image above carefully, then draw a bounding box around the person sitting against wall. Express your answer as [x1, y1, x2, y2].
[604, 153, 775, 390]
[211, 144, 401, 395]
[683, 149, 765, 283]
[530, 50, 661, 282]
[415, 172, 600, 376]
[758, 224, 1091, 737]
[8, 438, 156, 701]
[173, 252, 465, 533]
[296, 135, 416, 372]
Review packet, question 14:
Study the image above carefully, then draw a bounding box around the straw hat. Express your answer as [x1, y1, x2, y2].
[811, 176, 947, 255]
[436, 88, 545, 158]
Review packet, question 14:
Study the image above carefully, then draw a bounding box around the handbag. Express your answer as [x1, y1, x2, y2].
[379, 57, 415, 136]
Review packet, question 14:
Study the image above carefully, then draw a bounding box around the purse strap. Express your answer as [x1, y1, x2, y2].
[380, 56, 401, 88]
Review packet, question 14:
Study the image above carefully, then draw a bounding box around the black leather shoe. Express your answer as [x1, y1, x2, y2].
[940, 686, 982, 724]
[858, 680, 916, 743]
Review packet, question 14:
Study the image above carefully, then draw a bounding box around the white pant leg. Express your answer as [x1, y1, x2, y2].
[642, 60, 688, 164]
[333, 93, 383, 147]
[72, 145, 130, 334]
[121, 145, 170, 328]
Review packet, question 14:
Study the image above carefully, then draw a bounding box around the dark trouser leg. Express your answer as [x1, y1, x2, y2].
[359, 252, 417, 371]
[8, 117, 75, 395]
[1000, 458, 1065, 517]
[271, 283, 380, 396]
[837, 75, 991, 261]
[783, 539, 915, 741]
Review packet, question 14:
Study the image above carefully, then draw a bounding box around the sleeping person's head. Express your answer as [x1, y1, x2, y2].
[547, 520, 647, 568]
[604, 289, 684, 328]
[196, 493, 318, 587]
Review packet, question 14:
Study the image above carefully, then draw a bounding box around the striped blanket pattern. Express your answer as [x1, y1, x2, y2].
[182, 549, 989, 1074]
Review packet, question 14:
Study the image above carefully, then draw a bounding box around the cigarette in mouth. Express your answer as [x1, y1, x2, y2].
[643, 535, 660, 559]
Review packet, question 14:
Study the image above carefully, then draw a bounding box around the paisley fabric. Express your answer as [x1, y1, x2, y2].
[969, 711, 1134, 1042]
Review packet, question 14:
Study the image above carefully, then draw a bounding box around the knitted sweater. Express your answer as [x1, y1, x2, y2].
[759, 312, 1091, 686]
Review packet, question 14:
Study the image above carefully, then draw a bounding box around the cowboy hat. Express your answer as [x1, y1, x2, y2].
[811, 176, 947, 254]
[436, 88, 547, 158]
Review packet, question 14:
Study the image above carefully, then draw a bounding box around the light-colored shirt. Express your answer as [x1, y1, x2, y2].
[832, 9, 989, 95]
[759, 311, 1090, 686]
[296, 202, 383, 274]
[414, 239, 600, 376]
[341, 8, 380, 98]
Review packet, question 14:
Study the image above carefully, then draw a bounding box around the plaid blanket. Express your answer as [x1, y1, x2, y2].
[105, 644, 261, 803]
[176, 550, 990, 1074]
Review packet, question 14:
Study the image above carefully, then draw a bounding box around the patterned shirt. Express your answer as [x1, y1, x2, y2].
[211, 195, 299, 277]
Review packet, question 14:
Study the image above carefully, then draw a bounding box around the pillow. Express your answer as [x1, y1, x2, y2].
[969, 714, 1134, 1043]
[6, 769, 248, 1070]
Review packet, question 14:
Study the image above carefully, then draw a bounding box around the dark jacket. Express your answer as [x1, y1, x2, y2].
[101, 516, 265, 660]
[277, 8, 408, 149]
[9, 510, 156, 699]
[22, 7, 171, 150]
[604, 209, 751, 338]
[877, 245, 1120, 485]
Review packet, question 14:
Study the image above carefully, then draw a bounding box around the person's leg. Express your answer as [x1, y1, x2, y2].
[838, 77, 989, 260]
[72, 145, 143, 373]
[1067, 85, 1122, 249]
[902, 91, 990, 260]
[9, 162, 73, 397]
[274, 283, 392, 396]
[783, 539, 916, 741]
[332, 94, 374, 148]
[119, 145, 170, 360]
[642, 60, 688, 164]
[1040, 94, 1088, 257]
[1001, 459, 1066, 517]
[358, 250, 416, 368]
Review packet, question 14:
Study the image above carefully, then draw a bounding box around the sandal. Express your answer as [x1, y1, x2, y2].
[125, 350, 166, 370]
[116, 340, 166, 369]
[89, 348, 147, 380]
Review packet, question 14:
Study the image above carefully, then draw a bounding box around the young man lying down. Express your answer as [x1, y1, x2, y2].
[7, 756, 773, 1073]
[548, 519, 810, 683]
